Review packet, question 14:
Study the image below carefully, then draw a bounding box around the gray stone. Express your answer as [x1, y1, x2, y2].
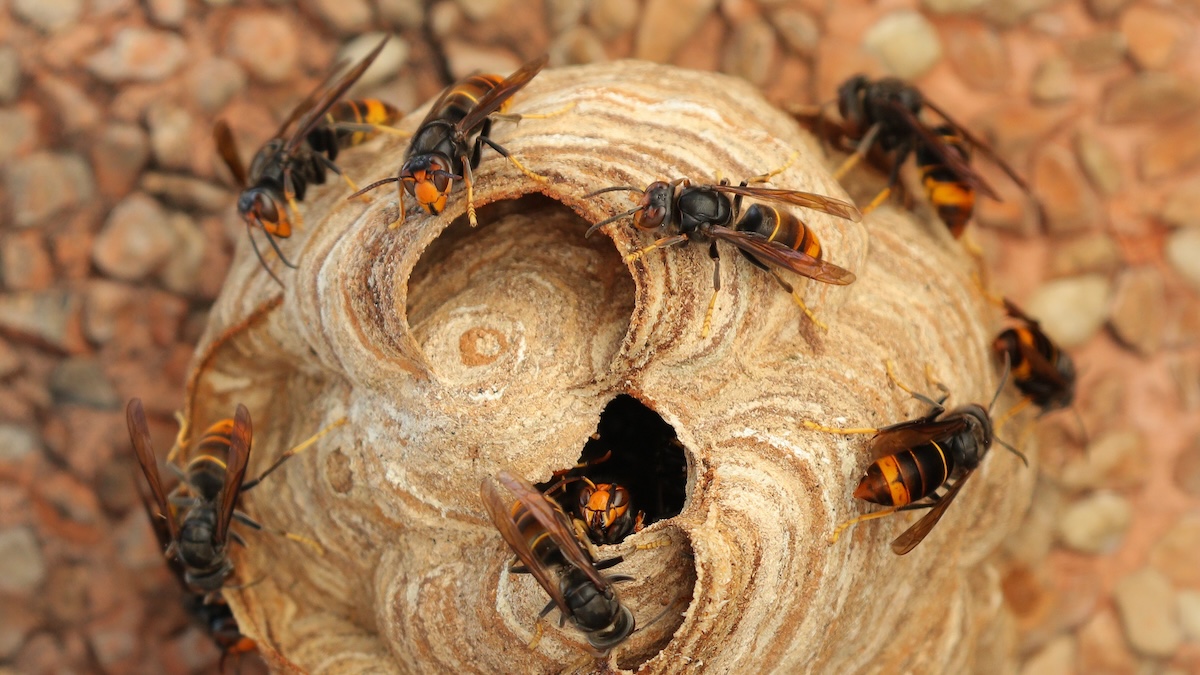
[1113, 567, 1183, 657]
[0, 425, 39, 462]
[86, 28, 188, 83]
[1025, 274, 1111, 348]
[3, 151, 95, 228]
[863, 10, 942, 79]
[1167, 228, 1200, 293]
[0, 527, 45, 595]
[49, 358, 120, 409]
[1056, 490, 1131, 554]
[92, 193, 174, 281]
[187, 57, 246, 112]
[0, 47, 21, 103]
[336, 33, 409, 93]
[12, 0, 83, 31]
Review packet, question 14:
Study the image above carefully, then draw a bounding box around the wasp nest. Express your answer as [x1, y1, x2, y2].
[187, 61, 1034, 673]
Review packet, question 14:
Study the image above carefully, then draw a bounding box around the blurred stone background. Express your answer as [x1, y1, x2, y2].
[0, 0, 1197, 672]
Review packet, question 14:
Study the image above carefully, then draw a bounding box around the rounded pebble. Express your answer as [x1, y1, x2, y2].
[1150, 514, 1200, 588]
[1060, 430, 1146, 491]
[0, 47, 21, 104]
[1078, 608, 1138, 673]
[0, 109, 35, 162]
[1166, 228, 1200, 292]
[12, 0, 83, 32]
[3, 152, 95, 228]
[226, 13, 299, 84]
[863, 10, 942, 79]
[1113, 567, 1183, 657]
[723, 18, 776, 87]
[0, 424, 39, 462]
[588, 0, 637, 39]
[1102, 73, 1200, 125]
[1179, 591, 1200, 641]
[1056, 490, 1131, 554]
[1031, 57, 1074, 104]
[1073, 130, 1122, 196]
[1025, 274, 1111, 348]
[1019, 635, 1075, 675]
[336, 33, 409, 93]
[1162, 176, 1200, 229]
[187, 57, 246, 112]
[377, 0, 424, 29]
[943, 19, 1009, 92]
[146, 103, 194, 171]
[305, 0, 371, 34]
[1119, 6, 1187, 70]
[1033, 145, 1101, 234]
[0, 527, 46, 595]
[85, 28, 187, 83]
[922, 0, 987, 13]
[1175, 434, 1200, 497]
[90, 123, 150, 199]
[772, 9, 819, 55]
[1139, 116, 1200, 181]
[49, 357, 120, 409]
[1047, 232, 1120, 277]
[146, 0, 186, 26]
[1065, 31, 1126, 72]
[1109, 266, 1166, 355]
[635, 0, 719, 63]
[92, 193, 175, 282]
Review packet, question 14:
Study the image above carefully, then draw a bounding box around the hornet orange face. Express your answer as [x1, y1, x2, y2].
[400, 154, 457, 215]
[578, 478, 644, 545]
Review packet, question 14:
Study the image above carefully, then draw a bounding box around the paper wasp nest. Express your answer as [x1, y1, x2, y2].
[189, 61, 1034, 673]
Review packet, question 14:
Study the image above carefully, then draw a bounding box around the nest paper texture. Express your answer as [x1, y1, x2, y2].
[184, 61, 1033, 673]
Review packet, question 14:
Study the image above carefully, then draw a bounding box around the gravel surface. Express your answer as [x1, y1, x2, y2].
[0, 0, 1197, 672]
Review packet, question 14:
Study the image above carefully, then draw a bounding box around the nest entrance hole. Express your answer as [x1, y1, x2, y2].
[404, 195, 636, 375]
[539, 395, 688, 543]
